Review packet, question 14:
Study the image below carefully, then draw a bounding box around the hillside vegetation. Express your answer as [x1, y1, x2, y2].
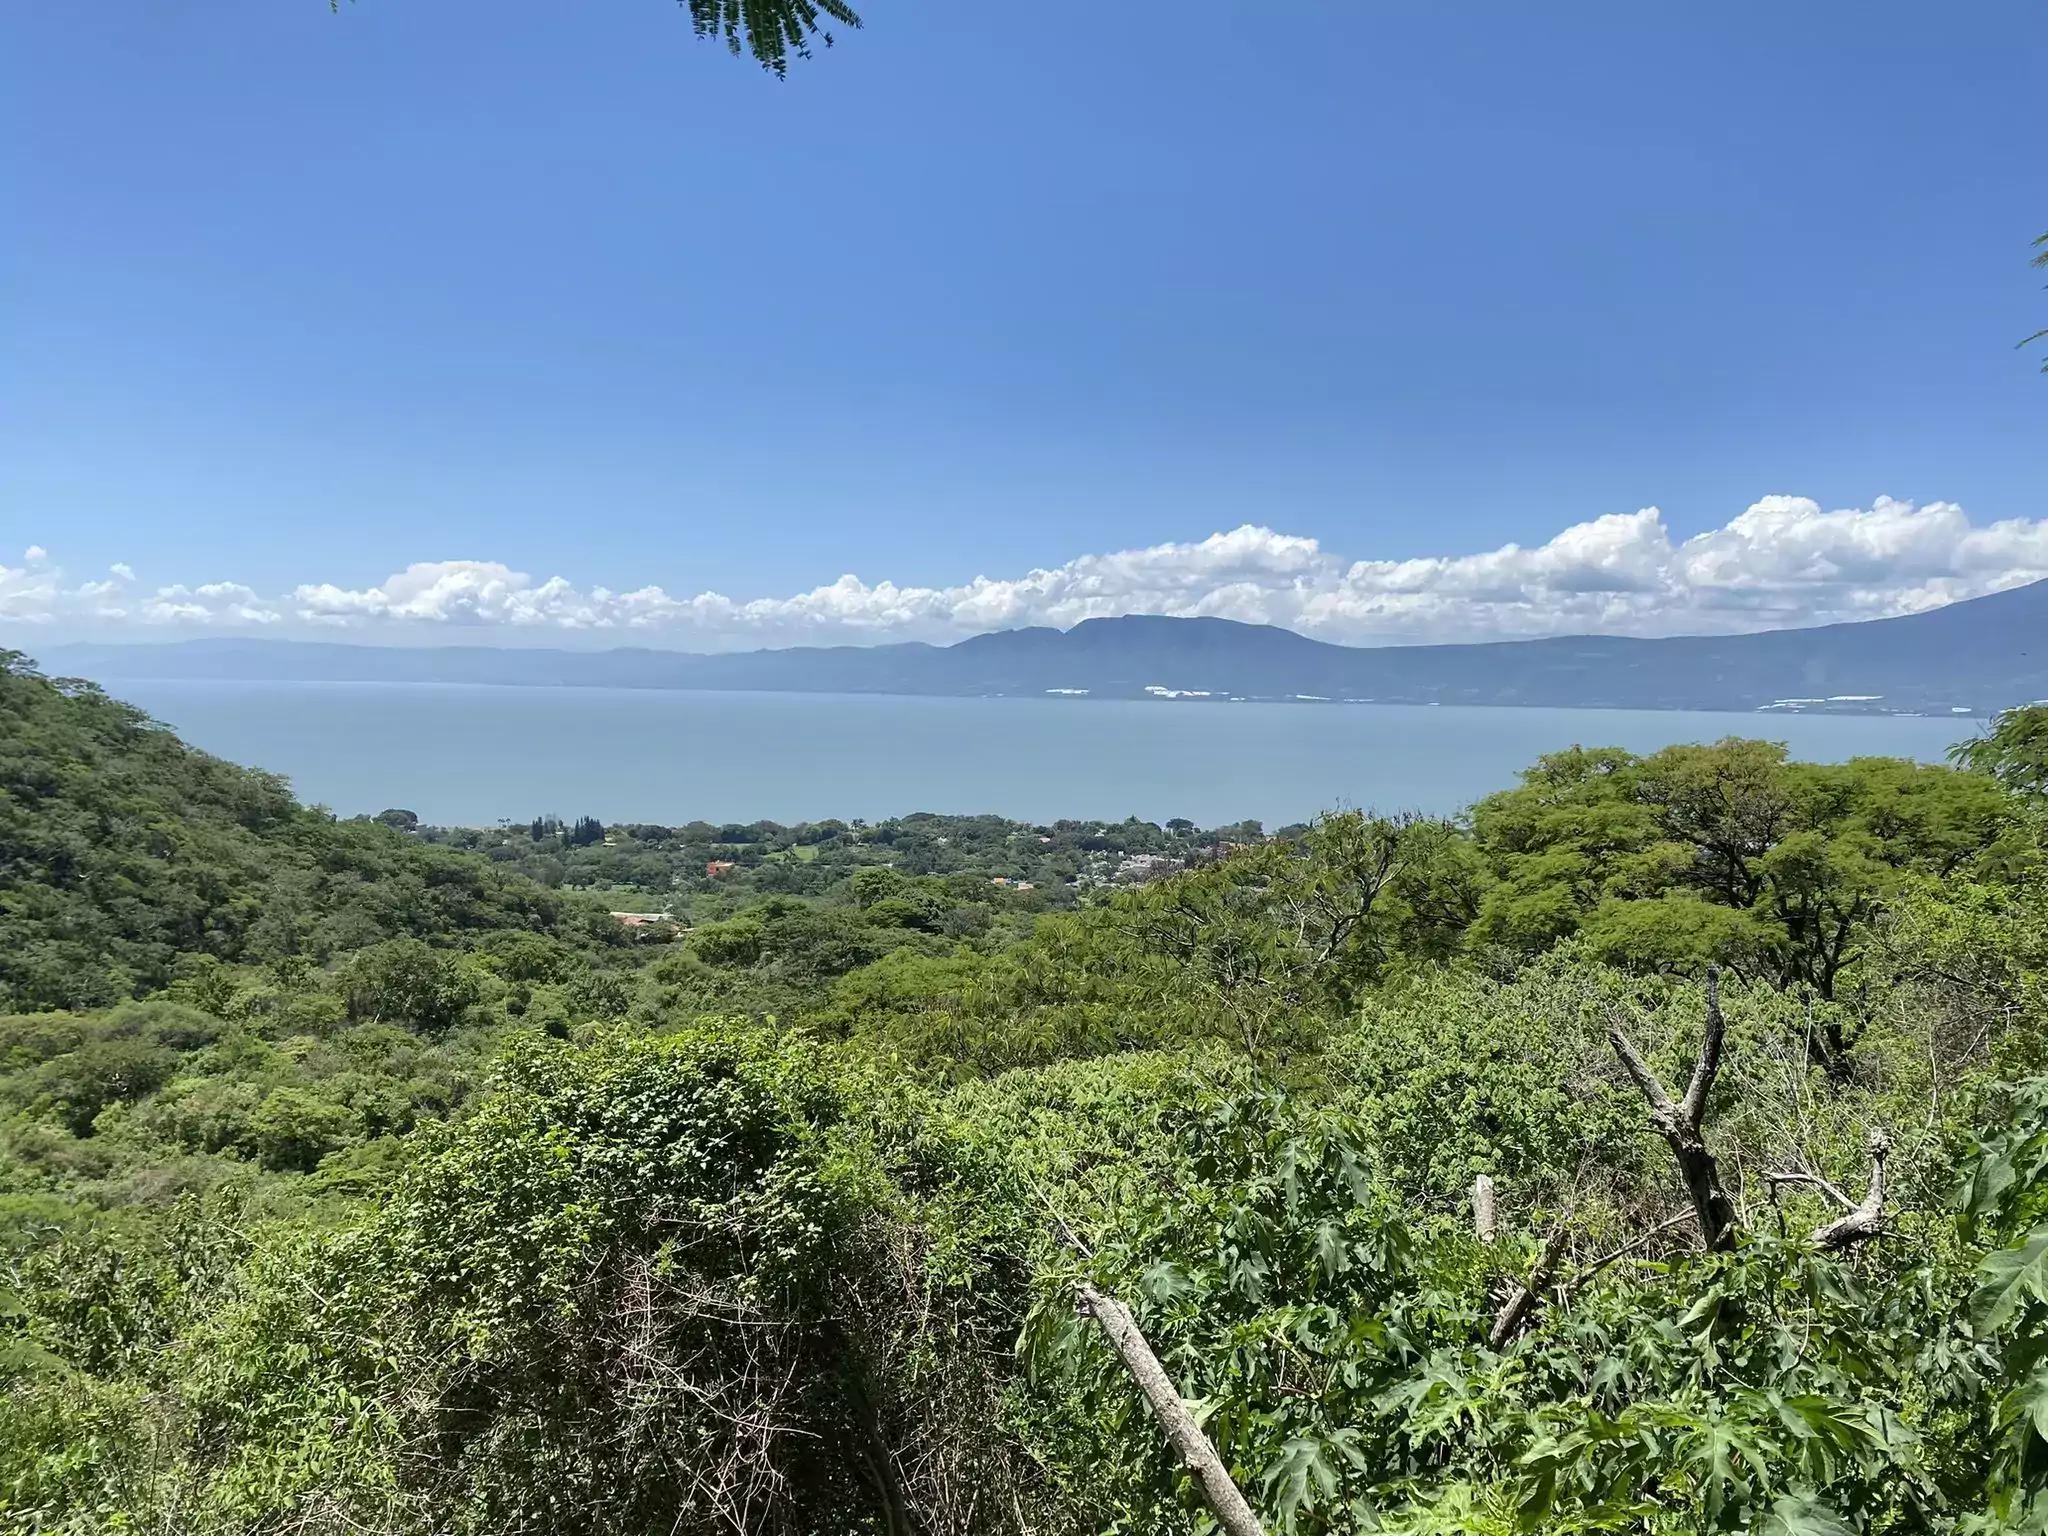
[1, 647, 2046, 1535]
[0, 656, 618, 1012]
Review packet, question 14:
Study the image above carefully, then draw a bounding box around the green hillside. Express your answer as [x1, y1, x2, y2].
[2, 648, 2046, 1535]
[0, 651, 617, 1011]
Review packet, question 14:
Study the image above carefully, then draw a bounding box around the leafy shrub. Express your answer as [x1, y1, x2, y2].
[342, 939, 484, 1034]
[160, 1026, 890, 1534]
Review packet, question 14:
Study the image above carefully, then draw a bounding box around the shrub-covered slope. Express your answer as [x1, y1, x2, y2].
[0, 651, 610, 1010]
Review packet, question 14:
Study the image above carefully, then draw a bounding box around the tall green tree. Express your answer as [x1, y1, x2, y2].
[1472, 740, 2014, 1005]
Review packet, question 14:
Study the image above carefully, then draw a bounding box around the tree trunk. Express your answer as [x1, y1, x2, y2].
[1075, 1282, 1268, 1536]
[1661, 1118, 1738, 1254]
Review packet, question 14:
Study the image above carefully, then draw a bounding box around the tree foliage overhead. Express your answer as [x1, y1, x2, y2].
[332, 0, 863, 77]
[682, 0, 862, 75]
[2027, 230, 2048, 371]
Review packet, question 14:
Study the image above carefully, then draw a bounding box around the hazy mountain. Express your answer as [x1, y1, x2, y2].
[35, 576, 2048, 715]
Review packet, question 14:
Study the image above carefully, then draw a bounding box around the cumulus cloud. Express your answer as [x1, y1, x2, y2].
[6, 495, 2046, 651]
[140, 582, 282, 627]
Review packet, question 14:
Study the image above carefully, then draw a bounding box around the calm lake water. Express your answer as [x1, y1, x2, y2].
[106, 680, 1979, 828]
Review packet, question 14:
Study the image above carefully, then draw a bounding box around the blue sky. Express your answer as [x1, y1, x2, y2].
[3, 0, 2045, 648]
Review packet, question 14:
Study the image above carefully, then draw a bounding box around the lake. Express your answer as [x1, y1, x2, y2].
[104, 679, 1979, 828]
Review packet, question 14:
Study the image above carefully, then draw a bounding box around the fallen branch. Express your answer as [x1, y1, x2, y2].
[1074, 1281, 1268, 1536]
[1488, 1218, 1572, 1350]
[1486, 1208, 1699, 1350]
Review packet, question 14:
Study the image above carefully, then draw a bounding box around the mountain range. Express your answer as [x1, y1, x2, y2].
[33, 576, 2048, 716]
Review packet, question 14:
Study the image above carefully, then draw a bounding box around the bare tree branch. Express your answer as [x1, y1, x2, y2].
[1566, 1209, 1697, 1289]
[1074, 1282, 1269, 1536]
[1766, 1128, 1891, 1249]
[1765, 1169, 1855, 1212]
[1607, 1016, 1678, 1120]
[1607, 970, 1738, 1252]
[1679, 966, 1727, 1126]
[1811, 1131, 1891, 1251]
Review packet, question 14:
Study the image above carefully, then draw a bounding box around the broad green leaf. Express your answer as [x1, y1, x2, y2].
[1314, 1220, 1346, 1279]
[1262, 1436, 1340, 1524]
[1971, 1227, 2048, 1335]
[1762, 1493, 1854, 1536]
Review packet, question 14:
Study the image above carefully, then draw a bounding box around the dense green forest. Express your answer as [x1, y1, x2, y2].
[2, 646, 2046, 1534]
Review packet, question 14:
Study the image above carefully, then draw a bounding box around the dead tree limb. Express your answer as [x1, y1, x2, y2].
[1566, 1209, 1698, 1289]
[1765, 1168, 1854, 1210]
[1487, 1218, 1572, 1350]
[1678, 967, 1727, 1126]
[1771, 1130, 1891, 1251]
[1074, 1281, 1268, 1536]
[1608, 967, 1738, 1253]
[1486, 1208, 1699, 1350]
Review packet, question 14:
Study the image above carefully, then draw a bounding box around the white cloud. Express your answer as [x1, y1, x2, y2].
[0, 556, 62, 625]
[5, 495, 2046, 651]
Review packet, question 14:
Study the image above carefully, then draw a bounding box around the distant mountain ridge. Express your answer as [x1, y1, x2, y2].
[34, 577, 2048, 715]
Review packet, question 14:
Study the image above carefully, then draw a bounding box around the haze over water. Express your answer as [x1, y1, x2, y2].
[106, 679, 1979, 828]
